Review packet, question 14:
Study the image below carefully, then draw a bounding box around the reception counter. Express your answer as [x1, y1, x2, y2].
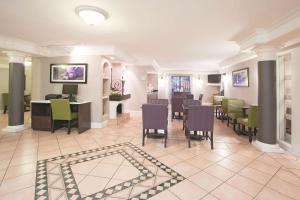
[31, 100, 91, 133]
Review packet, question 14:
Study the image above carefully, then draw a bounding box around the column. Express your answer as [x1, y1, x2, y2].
[254, 46, 283, 152]
[2, 51, 27, 132]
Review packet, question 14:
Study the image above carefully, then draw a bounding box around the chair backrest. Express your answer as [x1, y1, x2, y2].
[50, 99, 71, 120]
[185, 94, 194, 99]
[148, 99, 169, 107]
[183, 99, 201, 107]
[198, 94, 203, 101]
[24, 95, 31, 105]
[171, 96, 185, 112]
[248, 105, 258, 128]
[2, 93, 9, 106]
[142, 104, 168, 130]
[228, 99, 244, 113]
[221, 98, 229, 113]
[147, 93, 158, 103]
[187, 105, 214, 132]
[213, 95, 224, 105]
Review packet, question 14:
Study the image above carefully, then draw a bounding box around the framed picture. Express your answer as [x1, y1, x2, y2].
[232, 68, 249, 87]
[50, 63, 88, 84]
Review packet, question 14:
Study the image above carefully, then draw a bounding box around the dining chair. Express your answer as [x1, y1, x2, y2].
[185, 105, 214, 149]
[148, 98, 169, 107]
[227, 99, 244, 131]
[171, 96, 185, 120]
[142, 104, 168, 147]
[50, 99, 78, 134]
[213, 95, 224, 118]
[198, 94, 204, 102]
[2, 93, 9, 114]
[237, 105, 258, 143]
[182, 99, 201, 130]
[186, 94, 194, 99]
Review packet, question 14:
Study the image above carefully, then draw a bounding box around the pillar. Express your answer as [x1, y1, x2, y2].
[2, 51, 27, 132]
[254, 46, 283, 152]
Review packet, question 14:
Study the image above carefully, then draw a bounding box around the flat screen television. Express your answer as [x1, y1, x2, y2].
[207, 74, 221, 84]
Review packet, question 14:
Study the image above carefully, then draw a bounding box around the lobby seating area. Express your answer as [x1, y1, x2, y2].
[0, 112, 300, 200]
[1, 1, 300, 200]
[213, 96, 259, 144]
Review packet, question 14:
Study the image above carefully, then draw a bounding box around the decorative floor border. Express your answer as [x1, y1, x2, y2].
[35, 142, 185, 200]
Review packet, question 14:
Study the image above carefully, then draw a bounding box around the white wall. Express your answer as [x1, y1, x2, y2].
[31, 56, 103, 124]
[222, 58, 258, 105]
[124, 65, 149, 111]
[290, 47, 300, 155]
[191, 75, 220, 103]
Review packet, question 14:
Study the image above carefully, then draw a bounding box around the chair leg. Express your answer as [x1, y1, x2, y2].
[164, 129, 167, 148]
[233, 119, 236, 131]
[188, 131, 191, 148]
[206, 131, 208, 140]
[249, 127, 252, 143]
[3, 106, 7, 114]
[68, 121, 71, 134]
[51, 120, 55, 133]
[142, 129, 145, 146]
[227, 117, 230, 127]
[210, 131, 214, 149]
[221, 113, 224, 122]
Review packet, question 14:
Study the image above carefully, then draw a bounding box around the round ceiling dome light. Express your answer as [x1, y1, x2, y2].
[75, 6, 109, 25]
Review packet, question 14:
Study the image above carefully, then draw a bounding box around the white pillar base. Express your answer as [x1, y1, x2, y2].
[2, 124, 27, 133]
[253, 140, 285, 153]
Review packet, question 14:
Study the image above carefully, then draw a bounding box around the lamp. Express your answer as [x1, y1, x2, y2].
[75, 6, 109, 25]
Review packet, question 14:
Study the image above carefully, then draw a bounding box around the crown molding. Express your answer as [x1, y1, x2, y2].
[0, 35, 135, 63]
[219, 52, 257, 69]
[235, 8, 300, 51]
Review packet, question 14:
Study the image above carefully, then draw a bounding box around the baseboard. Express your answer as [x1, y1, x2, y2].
[253, 140, 285, 153]
[278, 140, 300, 157]
[2, 124, 28, 132]
[91, 120, 108, 128]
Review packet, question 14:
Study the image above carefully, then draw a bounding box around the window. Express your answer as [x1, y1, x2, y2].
[171, 76, 191, 93]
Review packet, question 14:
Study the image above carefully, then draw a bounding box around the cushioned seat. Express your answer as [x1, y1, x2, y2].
[237, 105, 258, 143]
[227, 99, 244, 130]
[237, 118, 248, 125]
[228, 112, 243, 120]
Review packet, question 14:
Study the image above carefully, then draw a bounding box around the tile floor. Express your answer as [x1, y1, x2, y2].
[0, 113, 299, 200]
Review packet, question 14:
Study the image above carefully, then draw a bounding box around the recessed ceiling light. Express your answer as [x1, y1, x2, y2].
[75, 6, 109, 25]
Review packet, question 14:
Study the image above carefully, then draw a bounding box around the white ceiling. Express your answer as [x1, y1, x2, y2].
[0, 0, 300, 71]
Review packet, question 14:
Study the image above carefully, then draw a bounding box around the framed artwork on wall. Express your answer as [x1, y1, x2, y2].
[232, 68, 249, 87]
[50, 63, 88, 84]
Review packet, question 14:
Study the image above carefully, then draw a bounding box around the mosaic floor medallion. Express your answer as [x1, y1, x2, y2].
[35, 142, 185, 200]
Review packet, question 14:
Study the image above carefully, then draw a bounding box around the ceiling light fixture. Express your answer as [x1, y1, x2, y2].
[75, 6, 109, 25]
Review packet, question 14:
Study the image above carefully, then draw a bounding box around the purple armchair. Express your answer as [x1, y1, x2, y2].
[185, 105, 214, 149]
[171, 96, 185, 120]
[182, 99, 201, 130]
[142, 104, 168, 147]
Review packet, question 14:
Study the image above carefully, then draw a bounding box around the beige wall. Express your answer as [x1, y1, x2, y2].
[31, 56, 103, 124]
[124, 65, 150, 111]
[0, 68, 9, 111]
[222, 58, 258, 105]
